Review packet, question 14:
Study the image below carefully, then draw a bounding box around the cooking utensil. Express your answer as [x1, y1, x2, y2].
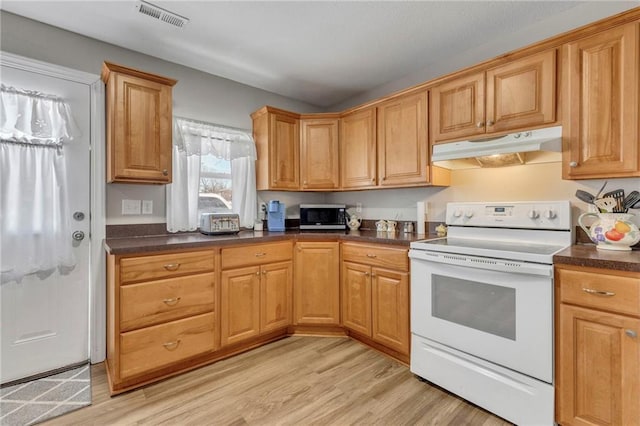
[575, 189, 596, 204]
[594, 197, 617, 213]
[594, 181, 608, 200]
[602, 189, 625, 212]
[623, 190, 640, 210]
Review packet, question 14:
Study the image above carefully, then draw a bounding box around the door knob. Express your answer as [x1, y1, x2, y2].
[72, 231, 85, 241]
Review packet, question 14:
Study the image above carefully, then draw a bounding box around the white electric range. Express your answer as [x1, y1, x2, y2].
[409, 200, 573, 426]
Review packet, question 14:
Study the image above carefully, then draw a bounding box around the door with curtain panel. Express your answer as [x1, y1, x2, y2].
[0, 64, 91, 383]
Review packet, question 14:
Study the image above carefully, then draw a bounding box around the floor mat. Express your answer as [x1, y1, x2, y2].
[0, 364, 91, 425]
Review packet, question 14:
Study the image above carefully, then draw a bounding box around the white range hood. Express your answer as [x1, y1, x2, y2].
[432, 126, 563, 169]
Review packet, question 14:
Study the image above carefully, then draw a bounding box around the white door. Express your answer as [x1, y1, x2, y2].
[1, 65, 91, 383]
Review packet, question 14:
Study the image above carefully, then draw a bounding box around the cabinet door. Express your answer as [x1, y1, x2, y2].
[108, 72, 173, 183]
[558, 304, 640, 426]
[260, 261, 292, 333]
[377, 92, 429, 186]
[293, 242, 340, 325]
[340, 108, 377, 189]
[431, 71, 485, 143]
[341, 262, 372, 336]
[220, 266, 261, 347]
[371, 268, 409, 355]
[269, 113, 300, 189]
[300, 118, 340, 190]
[486, 49, 556, 133]
[563, 22, 639, 179]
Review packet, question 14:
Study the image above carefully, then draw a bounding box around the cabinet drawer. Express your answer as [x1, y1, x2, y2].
[558, 267, 640, 316]
[120, 250, 215, 284]
[119, 313, 215, 380]
[120, 273, 215, 332]
[342, 243, 409, 271]
[222, 241, 292, 269]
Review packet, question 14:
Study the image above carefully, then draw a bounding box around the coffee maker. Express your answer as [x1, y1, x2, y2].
[267, 200, 285, 231]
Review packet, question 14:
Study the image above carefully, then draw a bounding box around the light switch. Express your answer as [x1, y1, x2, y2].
[122, 199, 141, 215]
[142, 200, 153, 215]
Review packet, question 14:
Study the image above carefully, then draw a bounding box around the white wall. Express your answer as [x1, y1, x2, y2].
[0, 11, 323, 225]
[327, 163, 640, 228]
[329, 1, 639, 111]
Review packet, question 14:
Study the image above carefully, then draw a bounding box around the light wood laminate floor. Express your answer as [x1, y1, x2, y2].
[42, 336, 513, 425]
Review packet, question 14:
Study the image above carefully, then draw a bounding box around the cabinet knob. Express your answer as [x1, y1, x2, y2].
[365, 272, 370, 277]
[582, 287, 615, 297]
[625, 329, 638, 338]
[163, 263, 180, 271]
[303, 181, 308, 185]
[486, 120, 494, 126]
[162, 169, 168, 176]
[569, 161, 578, 168]
[162, 297, 181, 306]
[371, 178, 375, 182]
[256, 271, 260, 276]
[371, 273, 376, 278]
[262, 270, 267, 275]
[163, 340, 181, 350]
[476, 122, 484, 128]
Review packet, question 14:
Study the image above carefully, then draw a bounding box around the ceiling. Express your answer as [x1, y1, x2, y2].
[0, 1, 636, 107]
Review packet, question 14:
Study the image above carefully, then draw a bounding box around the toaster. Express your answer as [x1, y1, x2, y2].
[199, 213, 241, 235]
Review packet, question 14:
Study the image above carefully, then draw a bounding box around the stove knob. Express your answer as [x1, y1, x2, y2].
[528, 209, 539, 219]
[453, 210, 463, 218]
[464, 210, 474, 218]
[544, 209, 556, 219]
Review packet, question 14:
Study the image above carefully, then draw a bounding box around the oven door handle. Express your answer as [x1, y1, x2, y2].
[408, 249, 553, 277]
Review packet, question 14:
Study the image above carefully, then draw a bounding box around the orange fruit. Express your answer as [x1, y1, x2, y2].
[614, 221, 631, 234]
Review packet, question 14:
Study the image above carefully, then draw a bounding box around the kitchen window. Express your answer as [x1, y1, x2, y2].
[167, 117, 257, 232]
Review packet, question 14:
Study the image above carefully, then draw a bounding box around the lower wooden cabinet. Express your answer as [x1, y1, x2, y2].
[341, 243, 410, 357]
[220, 242, 293, 347]
[293, 241, 340, 326]
[105, 238, 413, 394]
[106, 248, 218, 394]
[556, 264, 640, 426]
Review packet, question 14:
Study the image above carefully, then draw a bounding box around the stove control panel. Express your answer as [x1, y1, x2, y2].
[446, 201, 571, 230]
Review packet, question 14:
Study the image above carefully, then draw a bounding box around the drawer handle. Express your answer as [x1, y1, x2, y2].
[163, 263, 180, 271]
[625, 329, 638, 338]
[582, 288, 616, 297]
[163, 340, 181, 350]
[255, 252, 266, 257]
[366, 254, 377, 258]
[162, 297, 181, 306]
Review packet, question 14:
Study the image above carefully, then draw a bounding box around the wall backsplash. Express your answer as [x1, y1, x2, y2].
[107, 162, 640, 228]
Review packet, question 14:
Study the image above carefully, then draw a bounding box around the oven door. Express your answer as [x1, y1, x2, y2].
[409, 249, 553, 383]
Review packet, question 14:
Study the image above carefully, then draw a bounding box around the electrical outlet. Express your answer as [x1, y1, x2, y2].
[122, 199, 141, 215]
[142, 200, 153, 215]
[356, 203, 362, 213]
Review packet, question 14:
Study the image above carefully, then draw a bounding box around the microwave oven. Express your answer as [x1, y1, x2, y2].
[299, 204, 346, 230]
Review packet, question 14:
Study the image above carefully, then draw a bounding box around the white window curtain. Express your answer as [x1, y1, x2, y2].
[0, 84, 79, 283]
[166, 117, 257, 232]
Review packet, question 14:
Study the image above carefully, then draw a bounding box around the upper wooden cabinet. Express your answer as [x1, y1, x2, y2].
[252, 106, 300, 190]
[300, 116, 340, 190]
[431, 49, 557, 143]
[101, 62, 177, 184]
[340, 108, 377, 189]
[377, 91, 429, 186]
[562, 22, 640, 179]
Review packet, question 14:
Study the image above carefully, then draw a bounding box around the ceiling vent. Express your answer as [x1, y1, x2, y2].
[136, 1, 189, 28]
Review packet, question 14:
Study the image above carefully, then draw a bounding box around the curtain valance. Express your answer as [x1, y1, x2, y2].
[0, 84, 79, 146]
[173, 116, 256, 160]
